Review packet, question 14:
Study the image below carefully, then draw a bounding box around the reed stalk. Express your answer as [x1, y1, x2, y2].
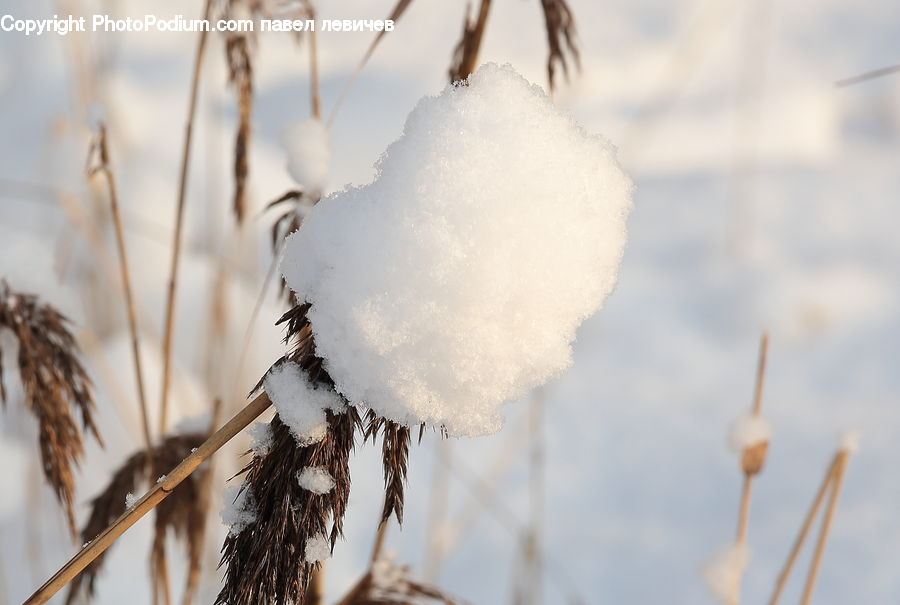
[799, 450, 852, 605]
[767, 455, 838, 605]
[93, 124, 153, 453]
[159, 0, 214, 435]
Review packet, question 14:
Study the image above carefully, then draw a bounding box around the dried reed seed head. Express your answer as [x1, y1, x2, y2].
[266, 189, 315, 306]
[539, 0, 580, 90]
[65, 432, 208, 605]
[448, 0, 492, 83]
[741, 440, 770, 476]
[0, 279, 101, 537]
[226, 32, 254, 224]
[219, 304, 359, 604]
[339, 555, 460, 605]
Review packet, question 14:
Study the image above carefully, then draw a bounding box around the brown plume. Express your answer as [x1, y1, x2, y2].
[64, 432, 209, 604]
[538, 0, 580, 91]
[0, 279, 102, 537]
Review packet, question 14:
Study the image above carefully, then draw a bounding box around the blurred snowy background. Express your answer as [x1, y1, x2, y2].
[2, 0, 900, 603]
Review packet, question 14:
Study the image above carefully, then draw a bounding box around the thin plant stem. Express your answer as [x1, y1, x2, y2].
[768, 455, 839, 605]
[371, 517, 390, 565]
[152, 526, 174, 605]
[94, 124, 154, 452]
[326, 0, 416, 127]
[751, 332, 769, 415]
[159, 0, 214, 436]
[308, 9, 322, 121]
[799, 451, 852, 605]
[730, 332, 770, 605]
[735, 474, 754, 547]
[181, 400, 224, 605]
[22, 392, 272, 605]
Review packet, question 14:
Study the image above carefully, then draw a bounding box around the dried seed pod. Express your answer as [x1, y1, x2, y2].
[0, 279, 102, 537]
[539, 0, 581, 90]
[741, 440, 770, 476]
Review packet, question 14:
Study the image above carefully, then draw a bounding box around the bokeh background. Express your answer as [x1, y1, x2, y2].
[1, 0, 900, 603]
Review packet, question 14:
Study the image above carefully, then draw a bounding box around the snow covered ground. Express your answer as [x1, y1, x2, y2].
[2, 0, 900, 603]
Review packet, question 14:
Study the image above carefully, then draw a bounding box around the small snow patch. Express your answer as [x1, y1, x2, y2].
[125, 492, 138, 510]
[221, 485, 257, 536]
[264, 361, 344, 446]
[304, 534, 331, 563]
[729, 414, 772, 452]
[296, 466, 335, 494]
[702, 543, 749, 603]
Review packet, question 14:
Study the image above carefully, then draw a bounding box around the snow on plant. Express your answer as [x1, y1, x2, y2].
[304, 534, 332, 563]
[296, 466, 335, 494]
[729, 414, 772, 452]
[703, 543, 750, 603]
[283, 118, 331, 198]
[281, 63, 633, 437]
[219, 64, 631, 604]
[221, 485, 257, 537]
[263, 360, 345, 444]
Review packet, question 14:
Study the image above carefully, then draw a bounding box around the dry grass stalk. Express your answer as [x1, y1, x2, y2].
[767, 455, 839, 605]
[64, 432, 209, 604]
[327, 0, 418, 126]
[23, 391, 272, 605]
[182, 401, 224, 605]
[159, 0, 214, 437]
[538, 0, 581, 91]
[364, 414, 411, 525]
[731, 333, 770, 605]
[226, 30, 254, 223]
[88, 124, 154, 453]
[799, 450, 852, 605]
[305, 0, 322, 121]
[0, 280, 102, 537]
[448, 0, 493, 83]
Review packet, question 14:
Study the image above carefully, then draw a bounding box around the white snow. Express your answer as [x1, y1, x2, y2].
[247, 421, 274, 456]
[372, 551, 406, 590]
[283, 118, 331, 198]
[281, 63, 633, 437]
[304, 534, 332, 563]
[125, 492, 138, 510]
[296, 466, 335, 494]
[263, 361, 345, 445]
[839, 429, 861, 454]
[729, 414, 772, 452]
[702, 543, 750, 603]
[221, 485, 257, 537]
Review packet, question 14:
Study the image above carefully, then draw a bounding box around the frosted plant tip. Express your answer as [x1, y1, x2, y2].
[839, 429, 861, 454]
[702, 543, 750, 603]
[729, 414, 772, 452]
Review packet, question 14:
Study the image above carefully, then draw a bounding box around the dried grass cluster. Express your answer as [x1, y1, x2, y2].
[65, 431, 209, 604]
[217, 303, 428, 604]
[0, 279, 102, 537]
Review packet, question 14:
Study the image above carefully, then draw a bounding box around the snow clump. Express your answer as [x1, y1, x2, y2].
[263, 361, 345, 445]
[304, 534, 331, 563]
[221, 485, 257, 536]
[702, 542, 750, 603]
[296, 466, 335, 494]
[281, 63, 633, 437]
[283, 118, 330, 198]
[729, 414, 772, 452]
